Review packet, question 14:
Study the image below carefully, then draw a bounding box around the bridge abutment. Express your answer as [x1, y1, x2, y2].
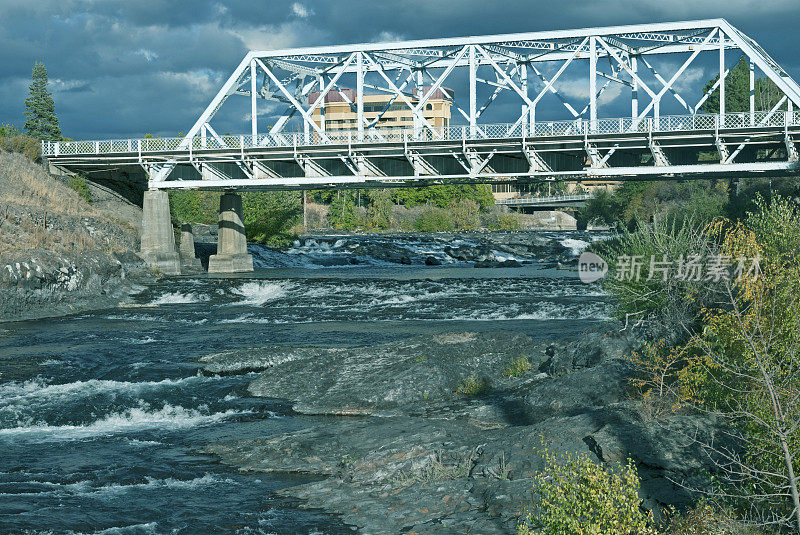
[208, 192, 253, 273]
[139, 190, 181, 275]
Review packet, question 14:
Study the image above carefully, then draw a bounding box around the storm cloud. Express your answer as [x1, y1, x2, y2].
[1, 0, 798, 139]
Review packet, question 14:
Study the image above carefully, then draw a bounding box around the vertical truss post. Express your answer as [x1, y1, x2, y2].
[250, 60, 258, 140]
[654, 99, 660, 130]
[520, 62, 528, 136]
[414, 69, 423, 139]
[356, 52, 364, 142]
[589, 36, 597, 132]
[719, 29, 726, 126]
[318, 76, 326, 133]
[749, 59, 755, 126]
[631, 55, 638, 126]
[469, 45, 477, 138]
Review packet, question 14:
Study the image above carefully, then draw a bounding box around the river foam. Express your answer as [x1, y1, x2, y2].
[0, 403, 247, 441]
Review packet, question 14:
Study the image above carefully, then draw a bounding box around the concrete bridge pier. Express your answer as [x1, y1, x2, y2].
[139, 190, 181, 275]
[179, 223, 202, 269]
[208, 192, 253, 273]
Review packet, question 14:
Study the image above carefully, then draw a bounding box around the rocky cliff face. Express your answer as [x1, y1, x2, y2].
[203, 328, 721, 534]
[0, 152, 152, 322]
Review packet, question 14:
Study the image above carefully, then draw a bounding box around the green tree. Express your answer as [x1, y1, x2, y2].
[702, 57, 784, 114]
[328, 191, 360, 230]
[242, 191, 301, 246]
[24, 62, 61, 141]
[674, 199, 800, 530]
[391, 184, 494, 210]
[364, 189, 392, 230]
[169, 190, 301, 247]
[169, 190, 220, 225]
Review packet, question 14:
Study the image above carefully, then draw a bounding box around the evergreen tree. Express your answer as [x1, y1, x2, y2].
[24, 62, 61, 141]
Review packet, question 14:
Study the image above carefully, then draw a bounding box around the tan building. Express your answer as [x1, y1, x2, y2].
[310, 87, 452, 132]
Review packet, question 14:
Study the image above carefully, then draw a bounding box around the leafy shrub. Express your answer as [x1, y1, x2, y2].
[67, 174, 92, 203]
[503, 356, 531, 377]
[328, 192, 360, 230]
[620, 198, 800, 530]
[518, 447, 654, 534]
[450, 198, 480, 230]
[577, 181, 728, 230]
[0, 123, 21, 137]
[593, 216, 721, 340]
[0, 134, 42, 161]
[455, 374, 490, 396]
[481, 207, 522, 231]
[413, 206, 454, 232]
[670, 197, 800, 528]
[495, 213, 522, 231]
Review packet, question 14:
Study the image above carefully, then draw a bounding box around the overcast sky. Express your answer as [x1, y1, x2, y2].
[1, 0, 798, 140]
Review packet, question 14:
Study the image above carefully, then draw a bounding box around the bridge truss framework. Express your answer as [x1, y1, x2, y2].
[44, 19, 800, 190]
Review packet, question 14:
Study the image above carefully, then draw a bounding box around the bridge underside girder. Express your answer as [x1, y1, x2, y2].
[52, 125, 800, 191]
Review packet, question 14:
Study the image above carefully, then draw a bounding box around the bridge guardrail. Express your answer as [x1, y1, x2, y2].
[495, 193, 595, 205]
[42, 110, 800, 157]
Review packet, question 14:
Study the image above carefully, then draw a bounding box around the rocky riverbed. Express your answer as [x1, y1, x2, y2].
[202, 327, 718, 534]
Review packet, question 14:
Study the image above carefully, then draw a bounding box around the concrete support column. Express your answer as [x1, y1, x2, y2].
[179, 223, 202, 269]
[139, 190, 181, 275]
[208, 192, 253, 273]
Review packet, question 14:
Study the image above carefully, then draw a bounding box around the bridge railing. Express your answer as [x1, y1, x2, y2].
[495, 193, 595, 205]
[42, 110, 800, 157]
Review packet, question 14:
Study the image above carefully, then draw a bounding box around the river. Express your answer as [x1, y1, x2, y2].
[0, 233, 608, 534]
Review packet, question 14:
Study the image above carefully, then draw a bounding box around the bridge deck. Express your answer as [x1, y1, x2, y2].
[45, 110, 800, 191]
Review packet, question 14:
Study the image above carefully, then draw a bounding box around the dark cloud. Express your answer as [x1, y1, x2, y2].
[0, 0, 798, 139]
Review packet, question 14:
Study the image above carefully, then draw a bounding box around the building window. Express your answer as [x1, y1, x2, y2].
[425, 103, 433, 111]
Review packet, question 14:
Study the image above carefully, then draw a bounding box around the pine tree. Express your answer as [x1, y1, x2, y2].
[24, 62, 61, 141]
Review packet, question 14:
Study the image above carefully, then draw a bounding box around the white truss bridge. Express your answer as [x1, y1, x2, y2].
[44, 19, 800, 191]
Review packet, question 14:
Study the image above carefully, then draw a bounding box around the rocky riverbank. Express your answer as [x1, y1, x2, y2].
[187, 229, 597, 271]
[0, 152, 153, 322]
[202, 327, 719, 534]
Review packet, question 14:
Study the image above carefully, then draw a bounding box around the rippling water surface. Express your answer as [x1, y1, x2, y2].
[0, 233, 607, 534]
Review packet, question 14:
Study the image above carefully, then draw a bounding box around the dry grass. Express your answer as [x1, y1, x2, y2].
[395, 449, 475, 485]
[0, 152, 127, 257]
[0, 152, 92, 215]
[662, 503, 780, 534]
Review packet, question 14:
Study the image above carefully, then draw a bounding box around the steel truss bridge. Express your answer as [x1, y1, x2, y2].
[44, 19, 800, 191]
[496, 193, 595, 209]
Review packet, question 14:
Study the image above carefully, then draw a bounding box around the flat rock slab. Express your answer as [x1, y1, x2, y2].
[242, 332, 548, 415]
[208, 406, 714, 533]
[203, 328, 723, 533]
